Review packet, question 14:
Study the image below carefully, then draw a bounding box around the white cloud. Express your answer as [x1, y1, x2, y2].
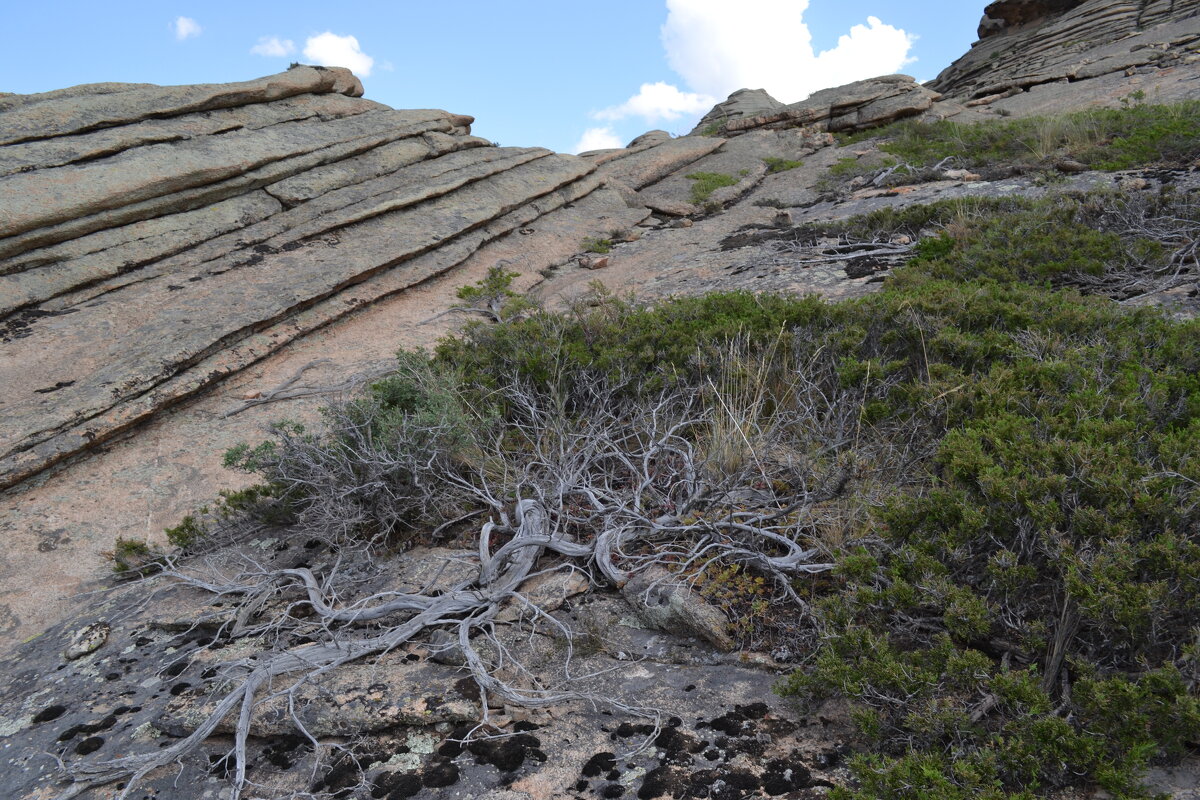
[660, 0, 915, 104]
[572, 127, 624, 154]
[251, 36, 296, 57]
[593, 82, 716, 124]
[173, 16, 202, 41]
[302, 32, 375, 77]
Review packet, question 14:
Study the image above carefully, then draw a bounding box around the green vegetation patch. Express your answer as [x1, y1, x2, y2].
[582, 236, 613, 254]
[211, 187, 1200, 798]
[685, 171, 739, 204]
[764, 157, 805, 173]
[837, 100, 1200, 179]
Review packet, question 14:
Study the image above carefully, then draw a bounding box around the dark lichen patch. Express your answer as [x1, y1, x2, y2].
[453, 676, 481, 705]
[209, 752, 235, 780]
[582, 752, 617, 778]
[312, 747, 386, 796]
[75, 736, 104, 755]
[614, 721, 655, 739]
[371, 770, 422, 799]
[638, 765, 686, 799]
[420, 757, 459, 788]
[437, 723, 475, 758]
[263, 734, 310, 770]
[761, 757, 815, 795]
[701, 708, 757, 737]
[161, 660, 188, 678]
[57, 713, 117, 742]
[468, 731, 544, 772]
[31, 704, 67, 723]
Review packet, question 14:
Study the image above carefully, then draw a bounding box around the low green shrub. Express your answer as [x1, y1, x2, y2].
[109, 537, 164, 575]
[686, 171, 739, 204]
[582, 237, 612, 254]
[449, 264, 535, 322]
[837, 100, 1200, 177]
[763, 157, 804, 173]
[204, 189, 1200, 797]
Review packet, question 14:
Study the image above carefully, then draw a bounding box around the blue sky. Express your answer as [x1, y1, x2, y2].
[0, 2, 983, 153]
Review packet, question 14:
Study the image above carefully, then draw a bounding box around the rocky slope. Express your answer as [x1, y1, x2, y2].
[1, 2, 1199, 798]
[931, 0, 1200, 114]
[0, 66, 613, 492]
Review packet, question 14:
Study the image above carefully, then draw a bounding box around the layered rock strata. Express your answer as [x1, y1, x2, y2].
[931, 0, 1200, 113]
[686, 74, 941, 137]
[0, 67, 605, 490]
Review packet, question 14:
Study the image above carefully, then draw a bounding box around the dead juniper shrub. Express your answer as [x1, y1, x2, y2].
[222, 353, 485, 547]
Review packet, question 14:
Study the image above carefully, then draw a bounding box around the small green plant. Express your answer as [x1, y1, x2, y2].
[452, 264, 534, 322]
[698, 120, 725, 137]
[164, 515, 205, 550]
[685, 171, 738, 204]
[763, 157, 804, 173]
[1121, 89, 1147, 107]
[109, 538, 164, 575]
[582, 237, 613, 255]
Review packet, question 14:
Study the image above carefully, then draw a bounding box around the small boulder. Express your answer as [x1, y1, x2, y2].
[622, 568, 734, 652]
[63, 621, 109, 660]
[627, 130, 672, 149]
[692, 88, 786, 135]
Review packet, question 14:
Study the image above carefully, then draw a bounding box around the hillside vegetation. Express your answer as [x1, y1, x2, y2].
[827, 99, 1200, 189]
[139, 102, 1200, 800]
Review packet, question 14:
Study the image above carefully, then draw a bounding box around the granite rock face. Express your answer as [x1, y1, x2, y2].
[690, 87, 787, 133]
[0, 66, 605, 491]
[931, 0, 1200, 114]
[977, 0, 1088, 38]
[694, 75, 940, 138]
[3, 12, 1200, 798]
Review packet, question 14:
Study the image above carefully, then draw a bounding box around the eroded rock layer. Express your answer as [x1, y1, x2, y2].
[0, 67, 604, 490]
[931, 0, 1200, 112]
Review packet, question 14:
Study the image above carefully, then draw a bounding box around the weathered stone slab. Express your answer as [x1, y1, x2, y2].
[0, 108, 464, 239]
[0, 93, 383, 178]
[596, 136, 726, 190]
[0, 66, 363, 146]
[0, 191, 283, 317]
[265, 132, 491, 207]
[930, 0, 1200, 106]
[0, 114, 468, 261]
[709, 75, 938, 136]
[11, 135, 493, 312]
[0, 153, 595, 488]
[691, 88, 787, 134]
[160, 658, 480, 738]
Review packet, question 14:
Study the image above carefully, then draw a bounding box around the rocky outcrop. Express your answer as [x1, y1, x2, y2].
[698, 75, 941, 138]
[690, 88, 787, 134]
[4, 15, 1200, 798]
[932, 0, 1200, 114]
[978, 0, 1087, 38]
[0, 66, 611, 491]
